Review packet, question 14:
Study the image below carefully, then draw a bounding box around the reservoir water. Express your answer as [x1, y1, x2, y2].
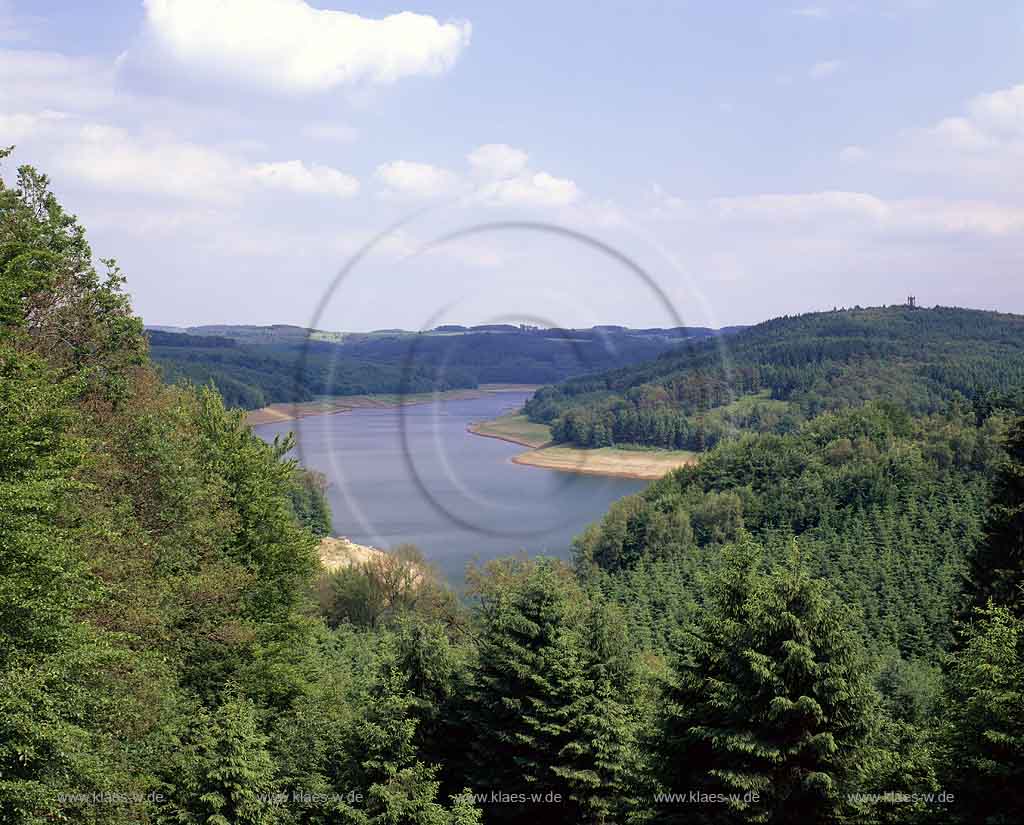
[253, 391, 648, 583]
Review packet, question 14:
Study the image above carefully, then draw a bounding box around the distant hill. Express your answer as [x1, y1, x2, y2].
[523, 305, 1024, 450]
[146, 323, 743, 410]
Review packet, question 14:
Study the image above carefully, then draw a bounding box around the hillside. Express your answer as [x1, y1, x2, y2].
[524, 304, 1024, 450]
[147, 323, 740, 410]
[6, 156, 1024, 824]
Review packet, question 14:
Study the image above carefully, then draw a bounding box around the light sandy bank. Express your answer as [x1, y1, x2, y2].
[318, 536, 387, 572]
[246, 384, 541, 427]
[510, 445, 698, 480]
[467, 412, 699, 480]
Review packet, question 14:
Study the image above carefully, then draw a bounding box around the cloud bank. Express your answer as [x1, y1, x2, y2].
[131, 0, 472, 94]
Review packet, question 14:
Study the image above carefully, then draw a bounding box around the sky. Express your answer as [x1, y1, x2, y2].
[2, 0, 1024, 332]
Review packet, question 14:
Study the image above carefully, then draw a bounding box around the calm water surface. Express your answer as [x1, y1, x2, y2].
[253, 391, 647, 583]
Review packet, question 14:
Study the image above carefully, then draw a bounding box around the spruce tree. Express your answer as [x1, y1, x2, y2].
[941, 604, 1024, 824]
[659, 538, 876, 824]
[465, 558, 581, 821]
[168, 693, 278, 825]
[966, 417, 1024, 618]
[553, 600, 650, 824]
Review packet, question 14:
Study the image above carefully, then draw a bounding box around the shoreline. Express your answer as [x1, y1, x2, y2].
[466, 412, 699, 480]
[246, 384, 540, 427]
[508, 445, 699, 480]
[466, 422, 550, 449]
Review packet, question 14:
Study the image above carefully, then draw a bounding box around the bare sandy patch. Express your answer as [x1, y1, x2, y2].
[510, 445, 698, 480]
[318, 536, 388, 572]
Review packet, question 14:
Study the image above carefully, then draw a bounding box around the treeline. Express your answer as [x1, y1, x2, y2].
[1, 156, 479, 824]
[149, 323, 719, 410]
[317, 396, 1024, 823]
[4, 156, 1024, 824]
[526, 305, 1024, 449]
[149, 334, 479, 410]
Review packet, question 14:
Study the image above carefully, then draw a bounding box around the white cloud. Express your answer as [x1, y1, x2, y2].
[654, 184, 1024, 240]
[481, 171, 580, 208]
[809, 60, 842, 79]
[886, 81, 1024, 193]
[929, 117, 997, 153]
[134, 0, 472, 95]
[248, 160, 359, 198]
[375, 146, 580, 208]
[302, 123, 359, 143]
[791, 6, 829, 18]
[0, 48, 117, 111]
[59, 123, 242, 202]
[966, 83, 1024, 137]
[895, 199, 1024, 237]
[0, 109, 68, 142]
[839, 145, 869, 163]
[375, 160, 461, 199]
[53, 122, 359, 202]
[711, 190, 890, 223]
[467, 143, 529, 180]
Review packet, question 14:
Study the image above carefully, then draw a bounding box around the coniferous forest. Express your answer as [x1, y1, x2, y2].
[146, 322, 716, 410]
[3, 156, 1024, 825]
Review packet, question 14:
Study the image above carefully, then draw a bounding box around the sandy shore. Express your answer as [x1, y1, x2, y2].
[467, 412, 699, 480]
[509, 445, 698, 480]
[246, 384, 541, 427]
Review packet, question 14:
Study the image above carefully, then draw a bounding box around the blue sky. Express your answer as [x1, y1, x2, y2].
[3, 0, 1023, 331]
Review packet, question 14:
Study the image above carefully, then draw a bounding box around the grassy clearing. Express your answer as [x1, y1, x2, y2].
[701, 389, 793, 424]
[468, 413, 553, 448]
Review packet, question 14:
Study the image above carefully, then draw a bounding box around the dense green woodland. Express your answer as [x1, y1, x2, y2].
[149, 323, 721, 410]
[525, 305, 1024, 451]
[2, 154, 1024, 824]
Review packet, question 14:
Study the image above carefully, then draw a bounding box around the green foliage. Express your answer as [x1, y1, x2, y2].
[165, 692, 278, 825]
[287, 467, 333, 537]
[0, 350, 86, 664]
[580, 402, 998, 662]
[965, 417, 1024, 617]
[0, 156, 477, 824]
[318, 544, 459, 631]
[6, 154, 1024, 824]
[528, 305, 1024, 450]
[464, 558, 648, 823]
[148, 323, 709, 410]
[940, 604, 1024, 824]
[659, 540, 878, 824]
[553, 600, 652, 824]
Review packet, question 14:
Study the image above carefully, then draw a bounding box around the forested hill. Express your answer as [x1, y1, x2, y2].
[524, 305, 1024, 450]
[147, 323, 737, 410]
[6, 155, 1024, 825]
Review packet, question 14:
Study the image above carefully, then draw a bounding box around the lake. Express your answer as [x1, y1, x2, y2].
[253, 391, 648, 583]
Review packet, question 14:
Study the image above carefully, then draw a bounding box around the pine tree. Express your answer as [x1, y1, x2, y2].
[659, 538, 877, 824]
[168, 693, 278, 825]
[941, 604, 1024, 823]
[965, 417, 1024, 618]
[464, 559, 580, 821]
[553, 600, 650, 824]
